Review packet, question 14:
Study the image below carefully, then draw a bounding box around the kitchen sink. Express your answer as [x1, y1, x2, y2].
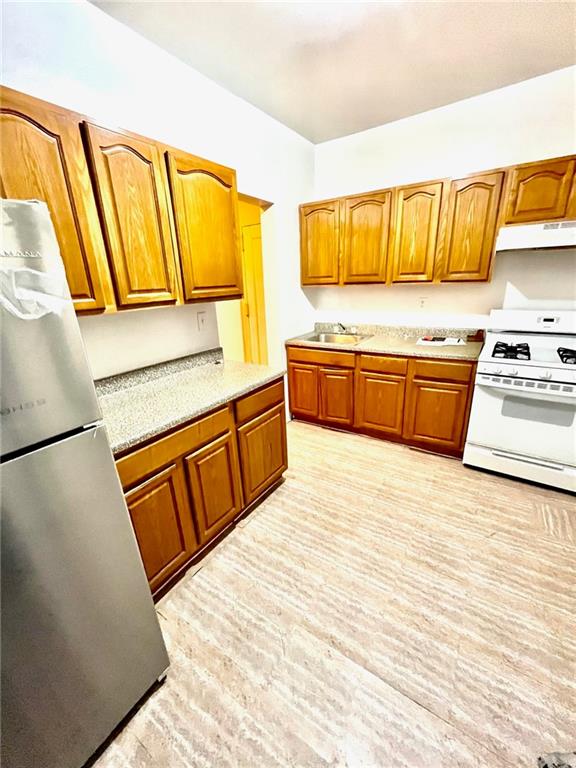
[308, 333, 367, 345]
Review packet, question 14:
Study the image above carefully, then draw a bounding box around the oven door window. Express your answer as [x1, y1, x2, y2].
[501, 395, 575, 427]
[466, 385, 576, 466]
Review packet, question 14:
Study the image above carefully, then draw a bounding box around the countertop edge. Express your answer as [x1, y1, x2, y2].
[106, 368, 286, 457]
[285, 335, 482, 362]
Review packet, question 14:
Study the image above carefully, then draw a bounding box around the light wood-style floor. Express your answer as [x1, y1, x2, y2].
[95, 421, 575, 768]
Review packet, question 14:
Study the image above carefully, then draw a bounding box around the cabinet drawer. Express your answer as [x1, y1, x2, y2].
[235, 379, 284, 425]
[116, 406, 232, 488]
[358, 354, 408, 375]
[410, 359, 473, 383]
[287, 345, 355, 368]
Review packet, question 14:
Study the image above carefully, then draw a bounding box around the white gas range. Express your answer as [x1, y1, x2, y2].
[463, 310, 576, 493]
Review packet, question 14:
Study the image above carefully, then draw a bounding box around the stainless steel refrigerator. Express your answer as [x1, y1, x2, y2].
[1, 200, 169, 768]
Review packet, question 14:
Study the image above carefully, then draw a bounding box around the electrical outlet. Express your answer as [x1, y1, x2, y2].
[418, 296, 428, 309]
[197, 311, 207, 331]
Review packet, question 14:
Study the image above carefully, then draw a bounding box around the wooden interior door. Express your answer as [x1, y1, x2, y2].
[440, 171, 504, 281]
[403, 378, 469, 453]
[166, 150, 242, 301]
[300, 200, 340, 284]
[503, 157, 576, 224]
[239, 195, 269, 363]
[355, 371, 406, 436]
[318, 367, 354, 426]
[391, 181, 445, 282]
[288, 363, 319, 418]
[342, 190, 392, 283]
[237, 403, 288, 504]
[185, 432, 243, 546]
[0, 87, 111, 312]
[125, 463, 198, 594]
[83, 122, 179, 307]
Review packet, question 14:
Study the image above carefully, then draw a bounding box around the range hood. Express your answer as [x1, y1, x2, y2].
[495, 221, 576, 251]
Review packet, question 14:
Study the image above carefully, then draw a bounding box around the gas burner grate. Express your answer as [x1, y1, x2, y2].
[558, 347, 576, 365]
[492, 341, 531, 360]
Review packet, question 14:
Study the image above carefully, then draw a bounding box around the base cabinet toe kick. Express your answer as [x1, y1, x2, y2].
[115, 378, 288, 599]
[287, 345, 476, 457]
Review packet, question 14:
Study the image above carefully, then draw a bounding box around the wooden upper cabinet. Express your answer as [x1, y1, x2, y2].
[503, 157, 576, 224]
[440, 171, 504, 282]
[83, 122, 179, 307]
[391, 181, 445, 282]
[166, 151, 242, 301]
[0, 87, 111, 312]
[300, 200, 340, 285]
[342, 190, 392, 284]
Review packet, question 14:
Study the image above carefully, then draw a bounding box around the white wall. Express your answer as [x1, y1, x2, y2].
[79, 304, 219, 380]
[312, 66, 576, 327]
[2, 0, 316, 372]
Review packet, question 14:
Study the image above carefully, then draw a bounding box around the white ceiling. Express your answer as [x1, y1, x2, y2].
[93, 1, 576, 143]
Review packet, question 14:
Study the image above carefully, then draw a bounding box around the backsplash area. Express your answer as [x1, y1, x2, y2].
[306, 248, 576, 329]
[78, 303, 220, 380]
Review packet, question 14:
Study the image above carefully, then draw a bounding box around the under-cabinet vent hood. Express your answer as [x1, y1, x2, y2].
[496, 221, 576, 251]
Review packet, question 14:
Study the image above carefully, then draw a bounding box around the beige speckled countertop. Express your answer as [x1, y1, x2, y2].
[96, 350, 285, 456]
[286, 326, 483, 361]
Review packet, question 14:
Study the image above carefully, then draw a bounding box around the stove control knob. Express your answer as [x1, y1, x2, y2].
[539, 371, 553, 380]
[493, 368, 502, 375]
[509, 368, 519, 377]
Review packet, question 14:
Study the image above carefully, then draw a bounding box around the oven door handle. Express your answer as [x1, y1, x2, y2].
[476, 381, 576, 405]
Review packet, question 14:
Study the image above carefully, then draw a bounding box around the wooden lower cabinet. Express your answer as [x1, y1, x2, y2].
[288, 363, 319, 418]
[355, 371, 405, 436]
[185, 432, 243, 546]
[286, 345, 474, 457]
[117, 383, 287, 598]
[318, 367, 354, 426]
[403, 378, 470, 453]
[237, 403, 288, 504]
[125, 463, 199, 594]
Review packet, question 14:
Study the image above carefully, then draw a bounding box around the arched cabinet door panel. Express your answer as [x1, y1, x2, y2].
[503, 157, 575, 224]
[391, 181, 446, 282]
[300, 199, 340, 285]
[84, 122, 179, 307]
[440, 171, 504, 282]
[0, 87, 111, 312]
[166, 151, 243, 301]
[342, 190, 392, 283]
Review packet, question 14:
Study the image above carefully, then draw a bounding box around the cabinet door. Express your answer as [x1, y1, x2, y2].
[300, 200, 340, 285]
[237, 403, 288, 505]
[355, 371, 405, 436]
[288, 363, 319, 418]
[391, 181, 445, 282]
[184, 432, 243, 546]
[342, 190, 392, 283]
[125, 463, 198, 594]
[166, 151, 243, 301]
[0, 87, 111, 312]
[403, 378, 470, 453]
[503, 157, 575, 224]
[84, 122, 179, 307]
[440, 172, 504, 281]
[318, 367, 354, 426]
